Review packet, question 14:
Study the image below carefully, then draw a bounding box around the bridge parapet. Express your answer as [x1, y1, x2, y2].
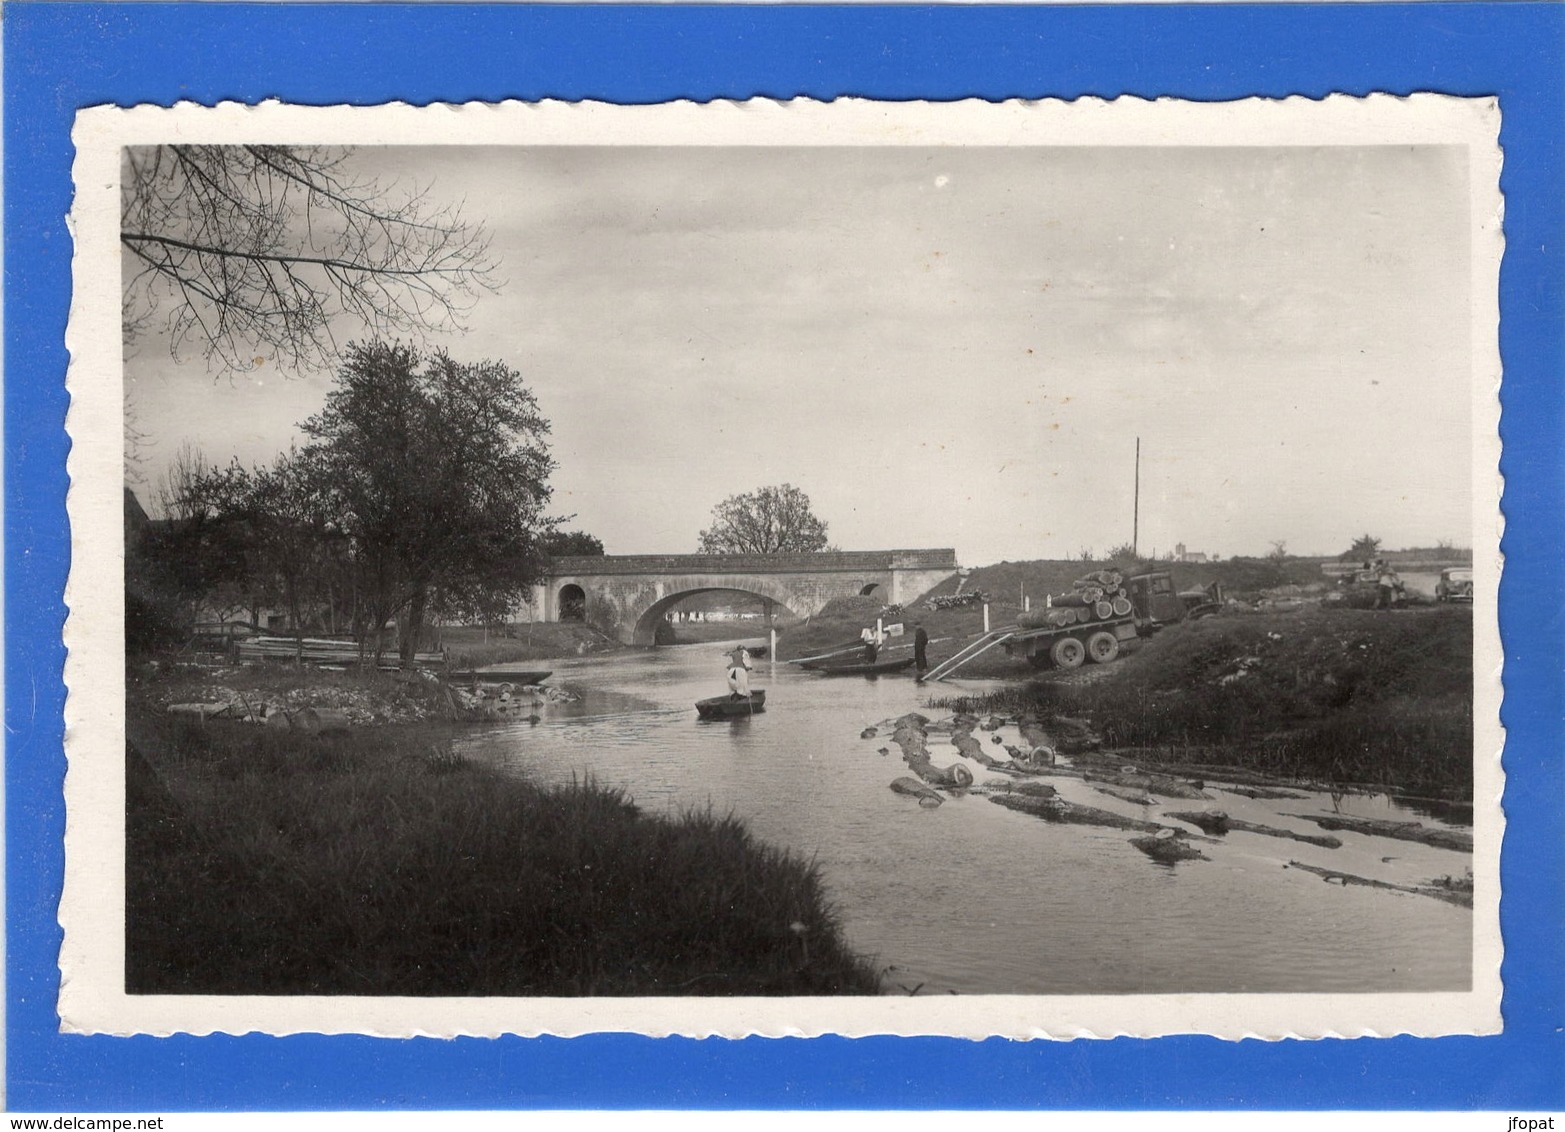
[548, 549, 957, 576]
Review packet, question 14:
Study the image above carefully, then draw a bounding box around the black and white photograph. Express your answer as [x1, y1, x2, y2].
[64, 97, 1502, 1039]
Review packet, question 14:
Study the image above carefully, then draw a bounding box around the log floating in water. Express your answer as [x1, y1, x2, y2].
[1091, 783, 1157, 807]
[1283, 813, 1472, 852]
[1219, 784, 1313, 801]
[988, 793, 1165, 832]
[890, 777, 944, 807]
[889, 717, 974, 788]
[1081, 769, 1210, 800]
[1163, 810, 1343, 848]
[1130, 832, 1207, 863]
[949, 720, 1007, 768]
[1285, 860, 1473, 908]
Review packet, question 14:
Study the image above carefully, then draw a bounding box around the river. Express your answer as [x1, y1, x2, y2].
[457, 641, 1473, 996]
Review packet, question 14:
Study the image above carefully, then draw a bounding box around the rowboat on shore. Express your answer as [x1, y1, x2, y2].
[811, 658, 917, 677]
[450, 669, 553, 686]
[695, 690, 767, 720]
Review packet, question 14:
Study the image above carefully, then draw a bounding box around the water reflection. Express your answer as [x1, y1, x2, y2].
[457, 640, 1472, 995]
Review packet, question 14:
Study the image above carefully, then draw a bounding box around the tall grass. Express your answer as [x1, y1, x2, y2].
[128, 717, 881, 996]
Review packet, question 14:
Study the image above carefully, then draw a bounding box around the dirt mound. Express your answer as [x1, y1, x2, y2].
[1114, 606, 1471, 708]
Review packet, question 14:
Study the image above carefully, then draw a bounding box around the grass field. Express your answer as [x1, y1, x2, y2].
[127, 710, 883, 996]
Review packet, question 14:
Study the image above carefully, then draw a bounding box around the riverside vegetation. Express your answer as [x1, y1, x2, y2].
[127, 675, 881, 996]
[128, 716, 882, 996]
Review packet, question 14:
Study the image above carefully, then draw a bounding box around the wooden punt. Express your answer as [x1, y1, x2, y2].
[695, 690, 767, 720]
[450, 669, 553, 686]
[812, 658, 917, 677]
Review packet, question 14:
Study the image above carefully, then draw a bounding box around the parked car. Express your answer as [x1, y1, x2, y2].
[1435, 567, 1474, 603]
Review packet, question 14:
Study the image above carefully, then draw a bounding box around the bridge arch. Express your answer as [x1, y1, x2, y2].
[631, 577, 802, 646]
[557, 583, 586, 621]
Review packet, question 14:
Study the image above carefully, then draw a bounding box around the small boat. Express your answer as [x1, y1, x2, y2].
[695, 690, 767, 720]
[812, 658, 917, 677]
[450, 669, 553, 686]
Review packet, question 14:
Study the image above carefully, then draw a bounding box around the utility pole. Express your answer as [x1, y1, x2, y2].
[1133, 436, 1141, 558]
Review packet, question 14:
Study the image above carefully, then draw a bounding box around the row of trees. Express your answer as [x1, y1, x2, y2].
[139, 342, 583, 665]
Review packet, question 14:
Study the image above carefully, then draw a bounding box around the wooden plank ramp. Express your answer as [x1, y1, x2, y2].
[917, 629, 1016, 683]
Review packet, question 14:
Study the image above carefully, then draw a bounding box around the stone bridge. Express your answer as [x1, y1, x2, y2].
[534, 549, 959, 645]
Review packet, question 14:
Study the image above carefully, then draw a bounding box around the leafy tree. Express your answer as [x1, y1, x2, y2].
[301, 342, 556, 665]
[1105, 542, 1138, 564]
[697, 484, 830, 554]
[543, 530, 606, 557]
[1268, 539, 1288, 561]
[1344, 533, 1383, 562]
[237, 450, 339, 661]
[121, 146, 497, 375]
[135, 448, 259, 633]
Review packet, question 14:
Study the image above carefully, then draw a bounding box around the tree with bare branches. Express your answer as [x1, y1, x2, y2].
[697, 484, 831, 555]
[121, 145, 498, 374]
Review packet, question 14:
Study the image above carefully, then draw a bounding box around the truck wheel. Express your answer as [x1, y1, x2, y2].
[1051, 636, 1086, 670]
[1085, 631, 1120, 664]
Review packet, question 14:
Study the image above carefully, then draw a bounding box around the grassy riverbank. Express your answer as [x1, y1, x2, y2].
[442, 622, 621, 668]
[936, 607, 1474, 801]
[128, 704, 882, 996]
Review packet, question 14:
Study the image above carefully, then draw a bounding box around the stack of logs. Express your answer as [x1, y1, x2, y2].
[925, 591, 989, 611]
[1016, 568, 1134, 630]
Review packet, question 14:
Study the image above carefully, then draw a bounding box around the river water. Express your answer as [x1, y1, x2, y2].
[457, 641, 1473, 995]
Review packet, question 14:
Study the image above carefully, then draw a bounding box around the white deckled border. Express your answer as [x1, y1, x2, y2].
[62, 94, 1505, 1040]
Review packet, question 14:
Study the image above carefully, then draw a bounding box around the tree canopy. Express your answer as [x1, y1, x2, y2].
[121, 146, 498, 375]
[697, 484, 830, 554]
[1345, 533, 1384, 562]
[301, 342, 556, 661]
[143, 342, 558, 663]
[543, 530, 606, 557]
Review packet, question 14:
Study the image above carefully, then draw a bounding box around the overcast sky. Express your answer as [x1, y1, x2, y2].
[126, 142, 1474, 565]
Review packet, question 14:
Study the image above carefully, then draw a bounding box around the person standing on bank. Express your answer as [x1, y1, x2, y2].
[914, 622, 929, 672]
[726, 644, 753, 700]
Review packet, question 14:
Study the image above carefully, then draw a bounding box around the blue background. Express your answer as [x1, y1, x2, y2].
[7, 1, 1562, 1112]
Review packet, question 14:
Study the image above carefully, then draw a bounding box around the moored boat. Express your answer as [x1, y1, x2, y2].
[812, 658, 917, 677]
[451, 669, 553, 686]
[695, 690, 767, 719]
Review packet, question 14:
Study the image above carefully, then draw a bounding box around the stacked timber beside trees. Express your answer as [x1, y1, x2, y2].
[236, 636, 445, 668]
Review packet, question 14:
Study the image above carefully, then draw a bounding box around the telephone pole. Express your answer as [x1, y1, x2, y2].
[1133, 437, 1141, 558]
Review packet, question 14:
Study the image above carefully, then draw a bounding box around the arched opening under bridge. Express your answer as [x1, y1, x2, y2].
[557, 583, 586, 622]
[633, 585, 801, 647]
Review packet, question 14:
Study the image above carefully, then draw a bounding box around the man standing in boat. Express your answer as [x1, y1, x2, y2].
[726, 644, 753, 700]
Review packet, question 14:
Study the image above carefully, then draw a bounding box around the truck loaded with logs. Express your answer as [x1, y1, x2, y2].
[919, 569, 1223, 682]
